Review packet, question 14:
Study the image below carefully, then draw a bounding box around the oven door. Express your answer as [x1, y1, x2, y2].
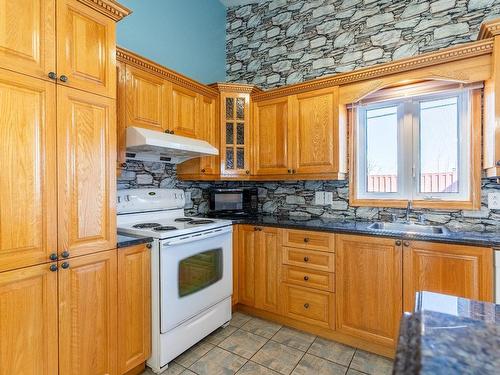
[159, 226, 232, 333]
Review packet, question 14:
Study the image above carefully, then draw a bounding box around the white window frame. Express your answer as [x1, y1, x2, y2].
[355, 88, 472, 203]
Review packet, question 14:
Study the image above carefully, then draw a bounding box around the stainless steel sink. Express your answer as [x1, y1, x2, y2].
[368, 222, 449, 235]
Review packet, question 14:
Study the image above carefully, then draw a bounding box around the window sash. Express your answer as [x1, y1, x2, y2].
[355, 89, 471, 202]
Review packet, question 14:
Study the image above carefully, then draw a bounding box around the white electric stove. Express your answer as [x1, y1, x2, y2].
[117, 189, 233, 374]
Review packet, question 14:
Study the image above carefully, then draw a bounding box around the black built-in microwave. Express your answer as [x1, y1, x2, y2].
[208, 188, 258, 216]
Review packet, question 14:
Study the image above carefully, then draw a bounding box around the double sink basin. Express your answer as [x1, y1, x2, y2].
[367, 222, 449, 235]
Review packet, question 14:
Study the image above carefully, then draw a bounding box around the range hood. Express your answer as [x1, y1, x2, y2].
[125, 126, 218, 164]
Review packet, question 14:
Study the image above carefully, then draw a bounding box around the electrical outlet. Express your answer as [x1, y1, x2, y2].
[324, 192, 333, 205]
[315, 191, 325, 205]
[488, 192, 500, 209]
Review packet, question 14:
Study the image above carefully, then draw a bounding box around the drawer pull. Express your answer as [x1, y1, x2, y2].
[303, 275, 309, 281]
[303, 256, 309, 262]
[304, 303, 309, 309]
[303, 237, 310, 243]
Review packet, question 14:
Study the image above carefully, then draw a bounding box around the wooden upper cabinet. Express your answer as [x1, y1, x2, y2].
[199, 95, 219, 175]
[403, 241, 493, 312]
[0, 0, 56, 81]
[57, 86, 116, 259]
[170, 84, 198, 138]
[290, 87, 338, 175]
[56, 0, 116, 98]
[238, 225, 257, 306]
[220, 92, 252, 177]
[253, 97, 291, 175]
[336, 234, 402, 348]
[0, 263, 58, 375]
[118, 244, 151, 375]
[58, 249, 117, 375]
[0, 69, 57, 272]
[255, 227, 282, 314]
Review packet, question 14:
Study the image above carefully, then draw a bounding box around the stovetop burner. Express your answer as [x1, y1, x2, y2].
[189, 219, 215, 225]
[153, 226, 178, 232]
[174, 218, 194, 222]
[132, 223, 161, 229]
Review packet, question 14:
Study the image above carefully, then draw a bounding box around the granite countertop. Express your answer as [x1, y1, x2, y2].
[208, 214, 500, 247]
[393, 292, 500, 375]
[117, 233, 153, 248]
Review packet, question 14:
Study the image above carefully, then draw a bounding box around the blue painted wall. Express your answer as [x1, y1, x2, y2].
[117, 0, 226, 83]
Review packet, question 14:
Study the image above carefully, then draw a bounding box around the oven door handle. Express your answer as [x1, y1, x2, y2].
[163, 226, 232, 246]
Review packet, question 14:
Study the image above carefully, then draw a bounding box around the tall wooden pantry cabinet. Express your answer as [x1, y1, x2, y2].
[0, 1, 130, 374]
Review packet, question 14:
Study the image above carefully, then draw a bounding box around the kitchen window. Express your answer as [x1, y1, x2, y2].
[351, 82, 481, 209]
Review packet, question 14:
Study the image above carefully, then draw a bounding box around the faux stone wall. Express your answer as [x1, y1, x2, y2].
[118, 162, 500, 233]
[226, 0, 500, 87]
[118, 0, 500, 233]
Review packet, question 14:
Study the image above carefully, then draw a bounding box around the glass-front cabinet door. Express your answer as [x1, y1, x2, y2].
[220, 92, 251, 177]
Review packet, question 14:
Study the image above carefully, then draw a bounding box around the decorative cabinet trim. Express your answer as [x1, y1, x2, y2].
[209, 82, 262, 94]
[478, 19, 500, 39]
[77, 0, 131, 21]
[252, 39, 494, 101]
[117, 47, 219, 98]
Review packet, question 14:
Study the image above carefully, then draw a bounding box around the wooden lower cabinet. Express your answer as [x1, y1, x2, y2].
[59, 249, 118, 375]
[118, 244, 151, 374]
[0, 263, 59, 375]
[335, 234, 402, 348]
[403, 241, 493, 311]
[238, 225, 257, 306]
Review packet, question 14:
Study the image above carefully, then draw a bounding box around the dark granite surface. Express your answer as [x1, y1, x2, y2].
[393, 292, 500, 375]
[207, 214, 500, 247]
[117, 233, 153, 248]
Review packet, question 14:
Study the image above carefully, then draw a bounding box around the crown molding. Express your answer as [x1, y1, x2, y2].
[478, 17, 500, 39]
[77, 0, 131, 21]
[117, 46, 219, 98]
[253, 38, 494, 101]
[209, 82, 262, 94]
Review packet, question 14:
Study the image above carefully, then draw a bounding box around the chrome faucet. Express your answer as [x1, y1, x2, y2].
[404, 201, 412, 223]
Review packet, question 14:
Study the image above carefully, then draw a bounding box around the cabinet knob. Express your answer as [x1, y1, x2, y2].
[303, 275, 309, 281]
[120, 162, 127, 168]
[49, 253, 58, 261]
[146, 243, 152, 249]
[59, 75, 68, 83]
[395, 240, 402, 246]
[303, 237, 310, 243]
[496, 160, 500, 166]
[61, 262, 70, 269]
[245, 170, 250, 175]
[303, 303, 309, 309]
[288, 169, 292, 174]
[303, 256, 309, 262]
[403, 241, 410, 247]
[292, 169, 296, 174]
[201, 169, 206, 173]
[49, 264, 58, 272]
[48, 72, 57, 80]
[61, 250, 70, 258]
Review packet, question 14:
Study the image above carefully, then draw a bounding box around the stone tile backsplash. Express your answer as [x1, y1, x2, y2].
[119, 0, 500, 233]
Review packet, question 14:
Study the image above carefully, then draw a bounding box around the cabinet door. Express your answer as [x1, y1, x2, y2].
[59, 249, 117, 375]
[238, 225, 257, 306]
[221, 93, 251, 177]
[336, 235, 402, 348]
[0, 69, 57, 272]
[57, 86, 116, 258]
[253, 97, 291, 176]
[0, 0, 56, 81]
[170, 84, 198, 138]
[124, 65, 169, 132]
[255, 227, 282, 314]
[118, 244, 151, 374]
[57, 0, 116, 98]
[403, 241, 493, 312]
[0, 263, 58, 375]
[199, 95, 220, 175]
[290, 87, 337, 174]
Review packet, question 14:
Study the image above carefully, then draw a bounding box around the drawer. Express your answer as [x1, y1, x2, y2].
[283, 229, 335, 252]
[282, 265, 334, 292]
[282, 247, 335, 272]
[283, 284, 335, 329]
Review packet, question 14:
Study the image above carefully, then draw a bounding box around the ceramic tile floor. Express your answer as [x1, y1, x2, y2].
[141, 312, 394, 375]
